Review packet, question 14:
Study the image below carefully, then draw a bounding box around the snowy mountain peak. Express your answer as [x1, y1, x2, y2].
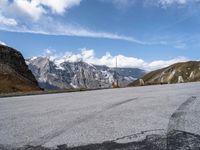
[26, 56, 146, 90]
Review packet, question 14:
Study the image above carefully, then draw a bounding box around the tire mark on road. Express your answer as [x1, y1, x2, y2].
[29, 97, 138, 146]
[105, 98, 138, 110]
[167, 96, 197, 133]
[166, 96, 200, 150]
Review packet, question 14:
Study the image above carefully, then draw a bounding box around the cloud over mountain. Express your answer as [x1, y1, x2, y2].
[0, 41, 6, 46]
[42, 48, 189, 71]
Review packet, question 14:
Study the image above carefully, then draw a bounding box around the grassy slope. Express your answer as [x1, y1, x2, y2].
[130, 61, 200, 86]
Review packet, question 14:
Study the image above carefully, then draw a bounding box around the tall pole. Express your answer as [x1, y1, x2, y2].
[116, 56, 118, 87]
[116, 56, 118, 70]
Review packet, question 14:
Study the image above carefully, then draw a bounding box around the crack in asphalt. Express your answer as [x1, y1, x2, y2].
[112, 129, 166, 143]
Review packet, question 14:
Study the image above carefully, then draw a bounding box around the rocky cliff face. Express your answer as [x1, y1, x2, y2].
[129, 61, 200, 86]
[114, 68, 146, 81]
[0, 45, 41, 93]
[27, 57, 145, 90]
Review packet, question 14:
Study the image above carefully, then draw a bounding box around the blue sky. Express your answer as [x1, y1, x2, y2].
[0, 0, 200, 70]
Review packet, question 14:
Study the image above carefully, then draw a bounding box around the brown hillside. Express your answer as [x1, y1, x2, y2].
[0, 45, 41, 93]
[129, 61, 200, 86]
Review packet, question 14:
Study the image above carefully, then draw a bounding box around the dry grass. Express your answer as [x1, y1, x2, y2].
[130, 61, 200, 87]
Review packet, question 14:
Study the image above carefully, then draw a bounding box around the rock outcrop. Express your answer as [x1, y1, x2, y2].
[0, 45, 41, 93]
[129, 61, 200, 86]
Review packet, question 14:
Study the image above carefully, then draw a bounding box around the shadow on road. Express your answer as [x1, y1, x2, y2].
[1, 130, 200, 150]
[167, 130, 200, 150]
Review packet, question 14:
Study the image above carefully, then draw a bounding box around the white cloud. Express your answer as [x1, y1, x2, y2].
[1, 0, 82, 21]
[37, 0, 81, 14]
[159, 0, 188, 5]
[0, 21, 151, 45]
[150, 0, 200, 7]
[44, 48, 55, 57]
[0, 15, 17, 26]
[53, 26, 150, 44]
[11, 0, 46, 21]
[0, 0, 193, 45]
[147, 57, 188, 70]
[0, 1, 18, 25]
[0, 41, 6, 46]
[45, 48, 189, 71]
[101, 0, 194, 8]
[0, 0, 152, 44]
[100, 0, 136, 9]
[0, 0, 187, 45]
[0, 0, 7, 8]
[43, 48, 62, 60]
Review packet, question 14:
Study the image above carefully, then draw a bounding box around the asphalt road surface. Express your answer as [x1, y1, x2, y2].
[1, 82, 200, 150]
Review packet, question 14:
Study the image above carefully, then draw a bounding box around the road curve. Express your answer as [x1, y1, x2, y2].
[1, 82, 200, 149]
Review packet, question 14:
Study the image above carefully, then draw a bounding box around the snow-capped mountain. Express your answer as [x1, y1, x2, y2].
[26, 57, 146, 90]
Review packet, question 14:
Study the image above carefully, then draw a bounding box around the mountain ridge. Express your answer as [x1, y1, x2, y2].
[129, 61, 200, 86]
[27, 56, 146, 90]
[0, 44, 41, 93]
